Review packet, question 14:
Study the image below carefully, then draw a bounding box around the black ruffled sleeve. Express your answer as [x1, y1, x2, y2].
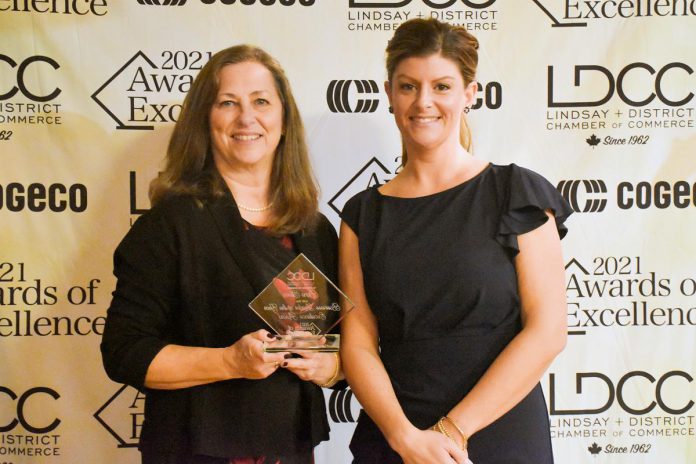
[495, 164, 573, 254]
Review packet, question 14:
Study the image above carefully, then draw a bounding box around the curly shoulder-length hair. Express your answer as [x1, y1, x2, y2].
[149, 45, 318, 235]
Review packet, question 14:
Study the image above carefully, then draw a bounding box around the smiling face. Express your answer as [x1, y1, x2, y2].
[209, 61, 284, 174]
[386, 53, 477, 154]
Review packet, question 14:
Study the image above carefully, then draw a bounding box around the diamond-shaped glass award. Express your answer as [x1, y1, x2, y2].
[249, 253, 354, 352]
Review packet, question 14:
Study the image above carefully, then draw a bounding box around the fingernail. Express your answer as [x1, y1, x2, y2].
[282, 362, 288, 367]
[284, 354, 292, 359]
[266, 333, 275, 339]
[274, 335, 283, 340]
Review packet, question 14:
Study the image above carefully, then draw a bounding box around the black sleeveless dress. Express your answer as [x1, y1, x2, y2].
[340, 163, 572, 464]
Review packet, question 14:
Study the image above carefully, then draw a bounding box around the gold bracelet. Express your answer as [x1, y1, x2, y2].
[436, 418, 454, 442]
[442, 416, 468, 449]
[318, 352, 340, 388]
[433, 417, 468, 450]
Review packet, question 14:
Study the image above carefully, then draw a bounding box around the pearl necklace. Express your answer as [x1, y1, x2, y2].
[236, 202, 273, 212]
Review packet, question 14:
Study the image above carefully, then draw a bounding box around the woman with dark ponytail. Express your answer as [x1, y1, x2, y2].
[339, 18, 572, 464]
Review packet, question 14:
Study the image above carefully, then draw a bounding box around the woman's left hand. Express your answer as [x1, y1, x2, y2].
[391, 427, 469, 464]
[282, 350, 339, 385]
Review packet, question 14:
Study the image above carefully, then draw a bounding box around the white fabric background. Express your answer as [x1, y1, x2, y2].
[1, 1, 695, 462]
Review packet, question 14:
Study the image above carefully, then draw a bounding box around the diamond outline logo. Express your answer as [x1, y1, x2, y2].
[564, 257, 590, 336]
[531, 0, 587, 27]
[327, 157, 392, 215]
[565, 258, 589, 275]
[93, 385, 142, 448]
[91, 51, 159, 130]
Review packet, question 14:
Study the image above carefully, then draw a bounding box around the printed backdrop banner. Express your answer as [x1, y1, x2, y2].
[1, 1, 695, 463]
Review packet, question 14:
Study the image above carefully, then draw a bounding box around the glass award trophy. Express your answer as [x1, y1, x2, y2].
[249, 253, 354, 352]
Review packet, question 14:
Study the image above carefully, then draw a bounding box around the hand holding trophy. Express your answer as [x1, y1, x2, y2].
[249, 254, 354, 352]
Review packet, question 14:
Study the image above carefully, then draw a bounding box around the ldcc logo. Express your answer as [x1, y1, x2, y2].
[349, 0, 495, 8]
[549, 370, 694, 415]
[327, 80, 380, 113]
[328, 387, 361, 423]
[548, 62, 694, 108]
[94, 385, 144, 448]
[0, 55, 61, 102]
[556, 179, 607, 213]
[0, 386, 61, 433]
[130, 171, 152, 216]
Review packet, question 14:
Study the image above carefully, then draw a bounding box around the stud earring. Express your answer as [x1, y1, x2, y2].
[388, 106, 393, 114]
[463, 107, 471, 114]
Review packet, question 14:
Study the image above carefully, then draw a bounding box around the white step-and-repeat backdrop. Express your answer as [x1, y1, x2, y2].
[2, 1, 695, 462]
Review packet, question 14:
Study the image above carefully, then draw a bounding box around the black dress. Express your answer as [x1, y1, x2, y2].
[340, 163, 572, 464]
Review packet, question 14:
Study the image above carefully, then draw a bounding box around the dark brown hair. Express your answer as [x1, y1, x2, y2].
[150, 45, 318, 234]
[386, 18, 479, 164]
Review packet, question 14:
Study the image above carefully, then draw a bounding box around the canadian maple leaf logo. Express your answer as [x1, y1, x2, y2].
[586, 134, 601, 148]
[588, 442, 603, 455]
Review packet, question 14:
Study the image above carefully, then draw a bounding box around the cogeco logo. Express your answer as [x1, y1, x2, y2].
[0, 55, 61, 102]
[327, 80, 380, 113]
[548, 62, 694, 108]
[0, 183, 87, 213]
[555, 179, 696, 211]
[549, 370, 694, 415]
[328, 387, 361, 423]
[201, 0, 314, 3]
[327, 80, 501, 114]
[349, 0, 495, 8]
[0, 387, 60, 433]
[557, 180, 607, 213]
[137, 0, 188, 4]
[472, 81, 502, 110]
[137, 0, 314, 5]
[618, 180, 696, 209]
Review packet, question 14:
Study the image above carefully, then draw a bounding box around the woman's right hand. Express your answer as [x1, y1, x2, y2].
[222, 329, 288, 380]
[392, 427, 469, 464]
